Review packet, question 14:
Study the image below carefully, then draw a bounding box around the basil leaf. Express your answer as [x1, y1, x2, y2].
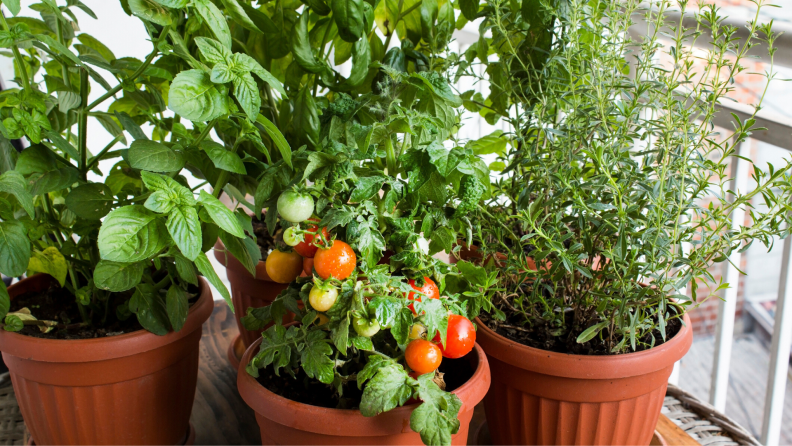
[0, 171, 33, 217]
[66, 183, 114, 220]
[331, 0, 366, 43]
[292, 13, 332, 76]
[98, 206, 168, 263]
[200, 141, 246, 174]
[219, 0, 259, 33]
[166, 284, 189, 331]
[198, 190, 245, 237]
[128, 0, 173, 26]
[256, 114, 292, 168]
[168, 69, 231, 121]
[193, 0, 232, 49]
[194, 36, 231, 64]
[128, 139, 185, 173]
[293, 86, 320, 148]
[27, 247, 67, 287]
[167, 205, 202, 261]
[94, 260, 145, 292]
[0, 221, 30, 278]
[195, 252, 232, 310]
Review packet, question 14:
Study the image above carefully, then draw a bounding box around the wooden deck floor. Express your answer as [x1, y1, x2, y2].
[678, 333, 792, 444]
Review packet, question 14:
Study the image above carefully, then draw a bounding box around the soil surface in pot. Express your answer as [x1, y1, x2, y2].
[256, 354, 475, 410]
[480, 311, 682, 355]
[252, 216, 282, 260]
[8, 281, 199, 340]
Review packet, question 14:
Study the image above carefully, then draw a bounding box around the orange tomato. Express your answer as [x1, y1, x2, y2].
[265, 250, 303, 284]
[405, 339, 442, 375]
[314, 240, 356, 280]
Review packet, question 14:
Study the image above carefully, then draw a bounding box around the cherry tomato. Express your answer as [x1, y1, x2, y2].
[294, 219, 329, 258]
[316, 314, 330, 326]
[407, 277, 440, 315]
[309, 285, 338, 312]
[314, 240, 356, 280]
[353, 315, 381, 337]
[283, 226, 302, 247]
[265, 249, 303, 284]
[405, 339, 442, 375]
[432, 314, 476, 359]
[303, 257, 314, 276]
[409, 323, 427, 340]
[277, 190, 314, 223]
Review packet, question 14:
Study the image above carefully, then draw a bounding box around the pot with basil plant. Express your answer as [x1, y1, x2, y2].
[0, 0, 284, 443]
[234, 3, 500, 445]
[455, 0, 791, 444]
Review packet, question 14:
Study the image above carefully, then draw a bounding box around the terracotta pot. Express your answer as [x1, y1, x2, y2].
[238, 336, 491, 445]
[0, 274, 213, 445]
[213, 240, 290, 349]
[475, 315, 693, 445]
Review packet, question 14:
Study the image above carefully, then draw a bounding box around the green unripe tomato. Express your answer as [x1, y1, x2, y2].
[309, 285, 338, 312]
[353, 315, 380, 337]
[283, 226, 302, 247]
[277, 191, 314, 223]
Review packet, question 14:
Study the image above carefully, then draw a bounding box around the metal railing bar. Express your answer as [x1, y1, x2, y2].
[761, 222, 792, 446]
[709, 140, 750, 411]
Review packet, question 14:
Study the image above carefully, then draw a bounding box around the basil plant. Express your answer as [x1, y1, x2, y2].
[0, 0, 294, 334]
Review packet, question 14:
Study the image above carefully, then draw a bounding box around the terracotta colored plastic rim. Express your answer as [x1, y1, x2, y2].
[227, 333, 244, 371]
[474, 313, 693, 380]
[0, 275, 214, 363]
[238, 336, 491, 437]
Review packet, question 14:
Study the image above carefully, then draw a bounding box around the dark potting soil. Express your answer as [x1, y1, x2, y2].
[252, 217, 281, 260]
[256, 354, 475, 410]
[480, 310, 683, 356]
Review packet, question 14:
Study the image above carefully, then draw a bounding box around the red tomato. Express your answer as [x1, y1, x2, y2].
[293, 219, 329, 258]
[314, 240, 356, 280]
[433, 314, 476, 359]
[405, 339, 442, 375]
[303, 257, 314, 276]
[407, 276, 440, 315]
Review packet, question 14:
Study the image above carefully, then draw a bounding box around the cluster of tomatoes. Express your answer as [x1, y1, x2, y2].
[270, 190, 476, 378]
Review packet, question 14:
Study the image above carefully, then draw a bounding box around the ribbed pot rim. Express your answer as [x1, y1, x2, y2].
[475, 313, 692, 380]
[0, 274, 214, 363]
[213, 239, 275, 282]
[237, 335, 491, 437]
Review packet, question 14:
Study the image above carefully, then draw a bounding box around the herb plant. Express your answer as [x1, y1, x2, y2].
[0, 0, 293, 334]
[457, 0, 792, 354]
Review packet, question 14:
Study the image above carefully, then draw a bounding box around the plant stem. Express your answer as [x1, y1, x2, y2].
[85, 134, 124, 172]
[383, 0, 406, 50]
[0, 9, 31, 90]
[78, 68, 90, 180]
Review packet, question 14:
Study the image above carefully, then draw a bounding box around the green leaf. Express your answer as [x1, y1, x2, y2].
[168, 69, 231, 122]
[152, 0, 188, 7]
[292, 13, 332, 75]
[331, 0, 366, 42]
[200, 141, 246, 174]
[128, 0, 173, 26]
[98, 206, 168, 263]
[360, 362, 413, 417]
[193, 0, 232, 49]
[128, 139, 185, 173]
[195, 252, 232, 310]
[15, 144, 56, 175]
[166, 284, 189, 331]
[302, 0, 331, 15]
[335, 34, 370, 90]
[232, 72, 261, 122]
[349, 176, 387, 203]
[219, 0, 259, 33]
[131, 284, 170, 335]
[4, 0, 20, 16]
[94, 260, 145, 292]
[300, 329, 335, 384]
[0, 281, 9, 320]
[467, 130, 507, 155]
[235, 53, 287, 97]
[293, 86, 320, 148]
[428, 226, 454, 255]
[4, 314, 22, 332]
[28, 167, 79, 196]
[66, 183, 115, 220]
[167, 205, 202, 261]
[410, 374, 462, 446]
[194, 36, 231, 64]
[576, 321, 609, 344]
[0, 171, 34, 217]
[218, 229, 257, 276]
[0, 221, 30, 277]
[457, 260, 487, 286]
[27, 247, 67, 287]
[198, 190, 244, 237]
[256, 114, 292, 168]
[140, 171, 195, 205]
[251, 324, 297, 376]
[459, 0, 479, 20]
[77, 33, 116, 62]
[174, 252, 199, 286]
[414, 298, 448, 345]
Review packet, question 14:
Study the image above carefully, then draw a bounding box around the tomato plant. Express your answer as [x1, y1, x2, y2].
[407, 277, 440, 315]
[294, 220, 329, 258]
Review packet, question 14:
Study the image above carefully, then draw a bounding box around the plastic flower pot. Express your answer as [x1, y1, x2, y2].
[237, 336, 492, 445]
[475, 314, 692, 445]
[0, 274, 213, 445]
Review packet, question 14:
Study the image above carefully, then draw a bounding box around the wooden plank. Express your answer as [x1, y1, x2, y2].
[655, 414, 700, 446]
[190, 302, 261, 445]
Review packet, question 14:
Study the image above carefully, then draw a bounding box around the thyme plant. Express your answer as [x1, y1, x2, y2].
[457, 0, 792, 353]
